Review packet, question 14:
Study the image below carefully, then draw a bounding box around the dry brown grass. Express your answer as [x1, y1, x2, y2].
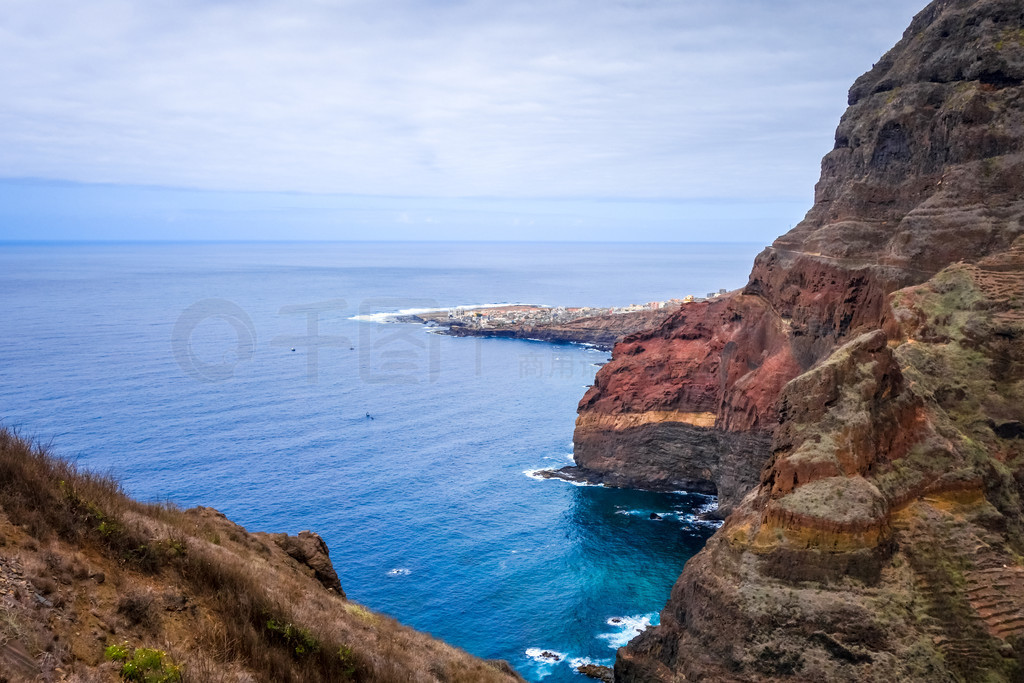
[0, 427, 522, 682]
[116, 589, 157, 627]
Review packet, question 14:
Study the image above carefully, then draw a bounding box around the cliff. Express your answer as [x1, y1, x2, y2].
[568, 0, 1024, 510]
[568, 0, 1024, 519]
[620, 246, 1024, 681]
[0, 428, 522, 682]
[573, 0, 1024, 679]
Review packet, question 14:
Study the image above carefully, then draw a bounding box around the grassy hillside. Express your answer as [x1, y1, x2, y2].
[0, 428, 522, 682]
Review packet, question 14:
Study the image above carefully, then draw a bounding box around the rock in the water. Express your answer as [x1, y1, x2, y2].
[577, 663, 614, 682]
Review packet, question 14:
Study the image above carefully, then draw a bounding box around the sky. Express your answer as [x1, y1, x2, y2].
[0, 0, 926, 241]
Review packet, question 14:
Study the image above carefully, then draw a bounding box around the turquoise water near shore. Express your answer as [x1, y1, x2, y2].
[0, 242, 758, 680]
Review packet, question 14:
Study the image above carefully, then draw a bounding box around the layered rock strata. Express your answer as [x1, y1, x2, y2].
[579, 0, 1024, 679]
[565, 0, 1024, 519]
[621, 243, 1024, 681]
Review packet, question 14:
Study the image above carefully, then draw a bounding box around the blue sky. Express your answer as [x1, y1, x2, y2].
[0, 0, 925, 241]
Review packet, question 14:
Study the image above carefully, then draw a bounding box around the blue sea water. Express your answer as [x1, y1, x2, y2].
[0, 241, 759, 681]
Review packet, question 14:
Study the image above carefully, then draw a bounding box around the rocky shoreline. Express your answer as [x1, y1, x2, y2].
[439, 310, 674, 350]
[388, 301, 712, 350]
[595, 1, 1024, 679]
[530, 466, 727, 521]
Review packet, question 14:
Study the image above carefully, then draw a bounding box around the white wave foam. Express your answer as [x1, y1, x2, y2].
[614, 509, 677, 520]
[567, 479, 604, 487]
[664, 496, 724, 527]
[350, 302, 549, 323]
[599, 614, 658, 649]
[523, 647, 567, 677]
[523, 468, 603, 487]
[694, 518, 724, 529]
[696, 499, 719, 515]
[350, 307, 441, 323]
[524, 648, 566, 664]
[569, 655, 612, 669]
[670, 490, 717, 500]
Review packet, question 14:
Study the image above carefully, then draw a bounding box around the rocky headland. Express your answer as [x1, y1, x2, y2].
[562, 0, 1024, 679]
[442, 306, 684, 351]
[396, 301, 697, 350]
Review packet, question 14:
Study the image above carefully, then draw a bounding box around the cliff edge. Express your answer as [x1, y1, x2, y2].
[567, 0, 1024, 519]
[573, 0, 1024, 679]
[0, 428, 523, 682]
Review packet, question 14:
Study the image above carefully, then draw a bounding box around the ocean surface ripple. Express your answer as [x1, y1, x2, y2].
[0, 242, 756, 680]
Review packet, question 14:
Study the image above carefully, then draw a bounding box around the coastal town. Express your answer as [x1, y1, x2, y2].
[368, 288, 737, 350]
[408, 289, 731, 331]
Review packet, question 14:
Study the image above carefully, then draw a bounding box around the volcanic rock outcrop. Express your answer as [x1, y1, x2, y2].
[620, 241, 1024, 682]
[271, 529, 346, 595]
[564, 0, 1024, 518]
[575, 0, 1024, 679]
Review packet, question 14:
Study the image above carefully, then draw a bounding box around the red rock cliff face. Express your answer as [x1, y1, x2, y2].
[568, 0, 1024, 517]
[620, 242, 1024, 682]
[580, 0, 1024, 680]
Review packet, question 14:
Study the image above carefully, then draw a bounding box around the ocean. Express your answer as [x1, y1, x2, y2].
[0, 241, 760, 681]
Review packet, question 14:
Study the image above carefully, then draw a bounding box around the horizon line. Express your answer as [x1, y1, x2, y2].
[0, 238, 772, 246]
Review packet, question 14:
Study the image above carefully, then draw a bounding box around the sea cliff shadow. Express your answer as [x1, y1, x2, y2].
[563, 486, 720, 608]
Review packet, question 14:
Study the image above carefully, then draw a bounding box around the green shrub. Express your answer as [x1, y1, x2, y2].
[266, 617, 321, 656]
[105, 642, 130, 662]
[105, 643, 182, 682]
[337, 645, 357, 676]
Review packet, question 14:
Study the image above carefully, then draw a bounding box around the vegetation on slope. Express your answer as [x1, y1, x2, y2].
[0, 428, 521, 682]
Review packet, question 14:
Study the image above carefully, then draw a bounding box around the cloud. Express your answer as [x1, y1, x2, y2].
[0, 0, 925, 200]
